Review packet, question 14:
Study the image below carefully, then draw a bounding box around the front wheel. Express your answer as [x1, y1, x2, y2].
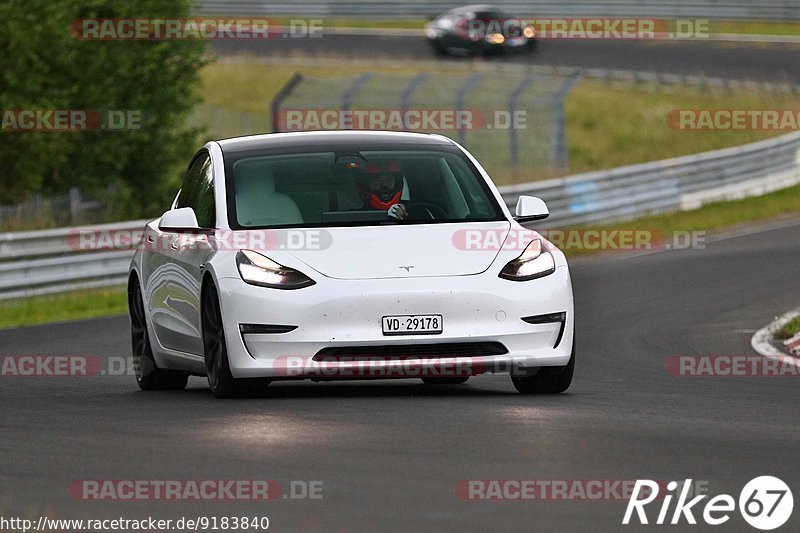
[129, 278, 189, 391]
[511, 340, 575, 394]
[202, 281, 270, 398]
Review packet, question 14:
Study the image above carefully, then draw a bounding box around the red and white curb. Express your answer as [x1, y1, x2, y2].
[751, 307, 800, 367]
[786, 332, 800, 355]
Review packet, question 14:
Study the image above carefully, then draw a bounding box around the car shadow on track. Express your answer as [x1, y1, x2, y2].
[157, 376, 579, 400]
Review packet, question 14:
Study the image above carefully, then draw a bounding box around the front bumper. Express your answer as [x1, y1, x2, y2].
[216, 266, 573, 379]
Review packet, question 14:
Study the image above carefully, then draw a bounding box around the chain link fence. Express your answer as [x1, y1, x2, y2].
[0, 188, 102, 232]
[270, 70, 581, 175]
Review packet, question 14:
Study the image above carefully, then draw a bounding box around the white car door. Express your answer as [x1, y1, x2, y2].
[148, 151, 215, 356]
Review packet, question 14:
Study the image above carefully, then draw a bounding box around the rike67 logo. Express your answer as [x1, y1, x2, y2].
[623, 476, 793, 530]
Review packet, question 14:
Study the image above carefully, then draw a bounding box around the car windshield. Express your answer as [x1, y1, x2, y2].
[228, 148, 505, 228]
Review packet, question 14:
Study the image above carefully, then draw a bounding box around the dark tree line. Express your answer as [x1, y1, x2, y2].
[0, 0, 209, 219]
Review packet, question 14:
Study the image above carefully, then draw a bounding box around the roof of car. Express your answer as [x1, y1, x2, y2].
[445, 5, 501, 15]
[215, 130, 456, 155]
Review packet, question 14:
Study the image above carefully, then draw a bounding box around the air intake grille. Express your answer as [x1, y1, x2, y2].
[313, 342, 508, 362]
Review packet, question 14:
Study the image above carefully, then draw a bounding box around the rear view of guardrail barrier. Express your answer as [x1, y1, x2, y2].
[1, 131, 799, 299]
[194, 0, 800, 21]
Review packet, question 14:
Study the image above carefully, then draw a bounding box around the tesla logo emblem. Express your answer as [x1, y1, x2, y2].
[398, 265, 415, 272]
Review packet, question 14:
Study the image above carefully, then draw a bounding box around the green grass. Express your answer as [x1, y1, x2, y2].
[0, 286, 128, 330]
[199, 60, 799, 184]
[776, 316, 800, 340]
[563, 79, 800, 177]
[710, 20, 800, 36]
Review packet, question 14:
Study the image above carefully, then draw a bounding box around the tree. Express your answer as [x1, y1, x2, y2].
[0, 0, 209, 219]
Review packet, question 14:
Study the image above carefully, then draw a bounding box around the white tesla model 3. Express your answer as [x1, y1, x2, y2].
[128, 131, 574, 398]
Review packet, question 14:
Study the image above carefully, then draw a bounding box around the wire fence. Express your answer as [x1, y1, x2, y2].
[0, 188, 102, 232]
[270, 70, 581, 173]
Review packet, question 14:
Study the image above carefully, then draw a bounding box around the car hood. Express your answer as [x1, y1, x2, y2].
[288, 221, 511, 280]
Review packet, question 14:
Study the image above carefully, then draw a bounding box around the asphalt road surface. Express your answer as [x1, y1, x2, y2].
[211, 35, 800, 84]
[2, 219, 799, 532]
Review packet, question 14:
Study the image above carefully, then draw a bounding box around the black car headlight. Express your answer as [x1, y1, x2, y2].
[236, 250, 315, 289]
[499, 239, 556, 281]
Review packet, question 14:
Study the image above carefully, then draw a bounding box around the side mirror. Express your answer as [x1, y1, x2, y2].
[514, 195, 549, 223]
[158, 207, 199, 232]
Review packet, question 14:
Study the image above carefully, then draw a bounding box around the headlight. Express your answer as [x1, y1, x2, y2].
[486, 32, 505, 45]
[523, 26, 535, 39]
[236, 250, 315, 289]
[499, 239, 555, 281]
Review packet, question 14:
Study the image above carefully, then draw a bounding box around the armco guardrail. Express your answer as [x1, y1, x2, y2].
[1, 131, 799, 299]
[194, 0, 800, 21]
[500, 131, 800, 228]
[0, 220, 148, 299]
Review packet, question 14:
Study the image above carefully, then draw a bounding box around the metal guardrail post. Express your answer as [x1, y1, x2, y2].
[399, 73, 429, 130]
[508, 74, 536, 168]
[68, 188, 81, 224]
[550, 73, 582, 171]
[341, 73, 373, 128]
[270, 72, 304, 132]
[455, 73, 483, 147]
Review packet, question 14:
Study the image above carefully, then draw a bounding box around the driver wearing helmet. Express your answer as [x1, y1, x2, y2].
[356, 161, 408, 220]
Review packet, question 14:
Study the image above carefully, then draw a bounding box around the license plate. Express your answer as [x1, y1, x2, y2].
[382, 315, 443, 336]
[508, 37, 526, 47]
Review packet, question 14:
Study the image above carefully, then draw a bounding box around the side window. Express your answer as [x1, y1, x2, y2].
[177, 152, 215, 228]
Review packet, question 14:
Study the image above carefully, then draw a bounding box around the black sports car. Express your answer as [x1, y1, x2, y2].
[424, 4, 536, 57]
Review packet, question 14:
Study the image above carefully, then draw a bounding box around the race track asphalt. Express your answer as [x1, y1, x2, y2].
[2, 219, 799, 531]
[211, 35, 800, 83]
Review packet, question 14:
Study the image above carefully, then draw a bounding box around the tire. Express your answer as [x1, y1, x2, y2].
[202, 281, 270, 398]
[421, 377, 469, 385]
[511, 339, 575, 394]
[129, 278, 189, 391]
[430, 41, 448, 57]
